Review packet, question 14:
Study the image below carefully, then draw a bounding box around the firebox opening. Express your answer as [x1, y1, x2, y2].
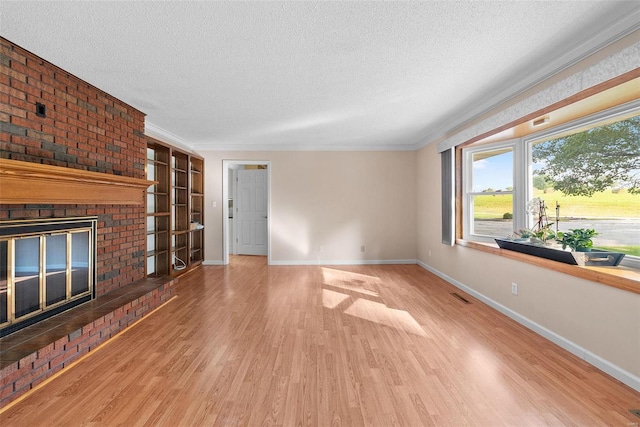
[0, 217, 97, 337]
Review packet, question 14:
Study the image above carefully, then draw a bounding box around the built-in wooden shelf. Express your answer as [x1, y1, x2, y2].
[0, 159, 155, 205]
[145, 137, 203, 278]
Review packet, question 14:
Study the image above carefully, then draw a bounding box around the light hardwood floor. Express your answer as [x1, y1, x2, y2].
[1, 256, 638, 426]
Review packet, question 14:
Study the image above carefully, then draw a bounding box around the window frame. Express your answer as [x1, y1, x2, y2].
[462, 101, 640, 269]
[462, 139, 525, 243]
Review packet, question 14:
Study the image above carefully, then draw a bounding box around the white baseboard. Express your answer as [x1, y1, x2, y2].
[205, 259, 417, 266]
[416, 260, 640, 392]
[269, 259, 417, 266]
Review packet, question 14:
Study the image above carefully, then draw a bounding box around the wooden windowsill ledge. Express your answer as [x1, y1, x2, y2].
[456, 239, 640, 295]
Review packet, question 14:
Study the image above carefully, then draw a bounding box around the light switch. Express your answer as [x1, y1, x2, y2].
[211, 201, 216, 208]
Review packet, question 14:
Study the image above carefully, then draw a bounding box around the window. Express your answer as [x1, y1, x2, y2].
[463, 141, 523, 241]
[463, 102, 640, 268]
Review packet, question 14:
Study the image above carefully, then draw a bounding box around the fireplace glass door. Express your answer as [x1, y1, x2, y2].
[46, 234, 67, 306]
[0, 241, 7, 324]
[0, 217, 96, 336]
[71, 232, 90, 297]
[14, 237, 41, 318]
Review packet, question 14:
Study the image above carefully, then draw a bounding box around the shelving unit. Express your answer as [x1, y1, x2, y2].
[146, 143, 170, 277]
[146, 137, 204, 277]
[171, 151, 189, 274]
[190, 157, 204, 264]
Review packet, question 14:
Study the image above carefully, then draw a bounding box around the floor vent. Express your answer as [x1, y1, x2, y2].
[630, 409, 640, 418]
[450, 292, 471, 304]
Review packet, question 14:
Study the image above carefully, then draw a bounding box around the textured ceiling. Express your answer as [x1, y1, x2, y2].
[1, 1, 638, 151]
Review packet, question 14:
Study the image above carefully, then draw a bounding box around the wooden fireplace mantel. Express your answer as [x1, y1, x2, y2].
[0, 158, 155, 205]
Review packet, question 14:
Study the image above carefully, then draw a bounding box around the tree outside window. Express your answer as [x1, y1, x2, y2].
[531, 113, 639, 257]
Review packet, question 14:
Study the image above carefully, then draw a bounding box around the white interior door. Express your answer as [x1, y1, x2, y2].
[237, 169, 268, 256]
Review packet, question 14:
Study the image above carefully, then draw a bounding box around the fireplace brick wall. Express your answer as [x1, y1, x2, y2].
[0, 37, 147, 296]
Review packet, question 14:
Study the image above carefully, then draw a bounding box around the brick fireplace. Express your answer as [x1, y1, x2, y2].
[0, 38, 177, 407]
[1, 37, 148, 297]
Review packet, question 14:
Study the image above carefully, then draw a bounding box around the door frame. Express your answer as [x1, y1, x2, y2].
[222, 160, 271, 265]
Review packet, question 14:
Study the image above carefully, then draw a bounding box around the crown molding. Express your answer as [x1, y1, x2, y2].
[423, 5, 640, 151]
[144, 122, 195, 152]
[435, 42, 640, 153]
[193, 142, 417, 152]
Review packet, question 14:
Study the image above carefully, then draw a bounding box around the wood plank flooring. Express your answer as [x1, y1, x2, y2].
[1, 255, 638, 425]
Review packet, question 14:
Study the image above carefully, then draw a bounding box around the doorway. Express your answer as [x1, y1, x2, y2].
[222, 160, 271, 265]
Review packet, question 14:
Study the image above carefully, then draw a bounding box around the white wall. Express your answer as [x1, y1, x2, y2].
[415, 32, 640, 386]
[201, 150, 417, 264]
[416, 142, 640, 385]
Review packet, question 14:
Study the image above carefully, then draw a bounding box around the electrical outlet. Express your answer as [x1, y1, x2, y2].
[319, 245, 324, 252]
[428, 250, 432, 257]
[511, 282, 518, 295]
[361, 245, 365, 252]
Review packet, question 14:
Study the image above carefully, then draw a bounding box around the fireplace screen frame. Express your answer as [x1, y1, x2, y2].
[0, 217, 97, 337]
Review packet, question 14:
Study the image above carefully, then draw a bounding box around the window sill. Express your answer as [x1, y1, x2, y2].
[456, 239, 640, 295]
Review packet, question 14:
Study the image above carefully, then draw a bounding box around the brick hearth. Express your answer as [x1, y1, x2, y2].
[0, 277, 176, 408]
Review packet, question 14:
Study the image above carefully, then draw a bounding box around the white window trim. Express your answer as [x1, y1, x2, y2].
[463, 101, 640, 269]
[463, 139, 524, 243]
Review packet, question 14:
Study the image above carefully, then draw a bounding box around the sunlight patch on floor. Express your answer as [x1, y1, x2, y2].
[321, 267, 380, 297]
[344, 298, 426, 337]
[321, 268, 425, 336]
[322, 289, 351, 309]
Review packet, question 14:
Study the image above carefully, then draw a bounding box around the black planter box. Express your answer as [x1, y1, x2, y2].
[494, 238, 625, 266]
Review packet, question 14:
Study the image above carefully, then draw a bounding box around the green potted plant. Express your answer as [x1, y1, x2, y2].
[556, 228, 598, 252]
[532, 225, 556, 244]
[511, 224, 556, 245]
[510, 228, 534, 240]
